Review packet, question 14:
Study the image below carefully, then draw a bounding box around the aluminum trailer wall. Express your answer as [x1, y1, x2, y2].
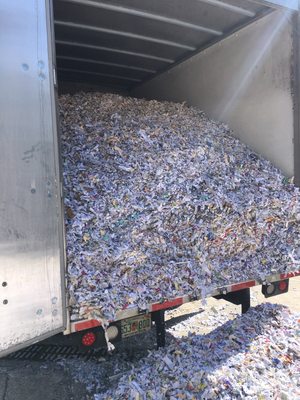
[132, 10, 295, 177]
[0, 0, 66, 356]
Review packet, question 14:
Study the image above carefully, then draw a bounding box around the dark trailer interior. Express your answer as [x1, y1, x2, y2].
[53, 0, 299, 180]
[54, 0, 275, 94]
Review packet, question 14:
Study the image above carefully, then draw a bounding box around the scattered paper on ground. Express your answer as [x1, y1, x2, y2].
[58, 303, 300, 399]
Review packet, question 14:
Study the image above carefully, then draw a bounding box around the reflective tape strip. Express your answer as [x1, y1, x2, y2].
[280, 271, 300, 279]
[151, 297, 183, 312]
[74, 319, 101, 332]
[230, 280, 256, 292]
[70, 270, 300, 334]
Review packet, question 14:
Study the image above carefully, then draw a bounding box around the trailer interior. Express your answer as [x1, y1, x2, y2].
[51, 0, 300, 348]
[53, 0, 290, 92]
[54, 0, 275, 92]
[53, 0, 298, 178]
[1, 0, 299, 357]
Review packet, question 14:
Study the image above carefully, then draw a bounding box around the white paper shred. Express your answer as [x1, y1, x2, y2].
[59, 92, 300, 321]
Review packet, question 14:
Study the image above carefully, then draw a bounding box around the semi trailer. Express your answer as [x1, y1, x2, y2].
[1, 0, 300, 356]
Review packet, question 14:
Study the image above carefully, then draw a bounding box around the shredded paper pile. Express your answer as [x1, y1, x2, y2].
[60, 92, 300, 320]
[97, 304, 300, 399]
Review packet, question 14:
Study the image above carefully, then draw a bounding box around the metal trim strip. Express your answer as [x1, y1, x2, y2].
[47, 0, 69, 334]
[198, 0, 256, 17]
[292, 12, 300, 186]
[55, 20, 196, 50]
[57, 55, 156, 73]
[58, 0, 223, 36]
[55, 40, 174, 63]
[58, 67, 142, 81]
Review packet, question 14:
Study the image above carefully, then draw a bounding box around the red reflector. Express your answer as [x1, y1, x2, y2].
[81, 331, 96, 347]
[279, 281, 288, 292]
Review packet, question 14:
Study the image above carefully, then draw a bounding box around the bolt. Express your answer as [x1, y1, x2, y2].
[3, 299, 8, 305]
[31, 188, 36, 194]
[38, 60, 45, 69]
[2, 282, 7, 287]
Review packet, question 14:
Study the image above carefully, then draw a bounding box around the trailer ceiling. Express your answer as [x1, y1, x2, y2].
[53, 0, 297, 92]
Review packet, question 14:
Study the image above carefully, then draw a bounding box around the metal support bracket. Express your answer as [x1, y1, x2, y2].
[214, 288, 251, 314]
[152, 310, 166, 348]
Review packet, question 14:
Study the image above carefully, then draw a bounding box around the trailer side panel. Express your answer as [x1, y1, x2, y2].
[132, 10, 294, 177]
[0, 0, 66, 356]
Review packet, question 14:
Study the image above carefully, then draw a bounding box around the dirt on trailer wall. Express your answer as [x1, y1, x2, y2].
[59, 91, 300, 321]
